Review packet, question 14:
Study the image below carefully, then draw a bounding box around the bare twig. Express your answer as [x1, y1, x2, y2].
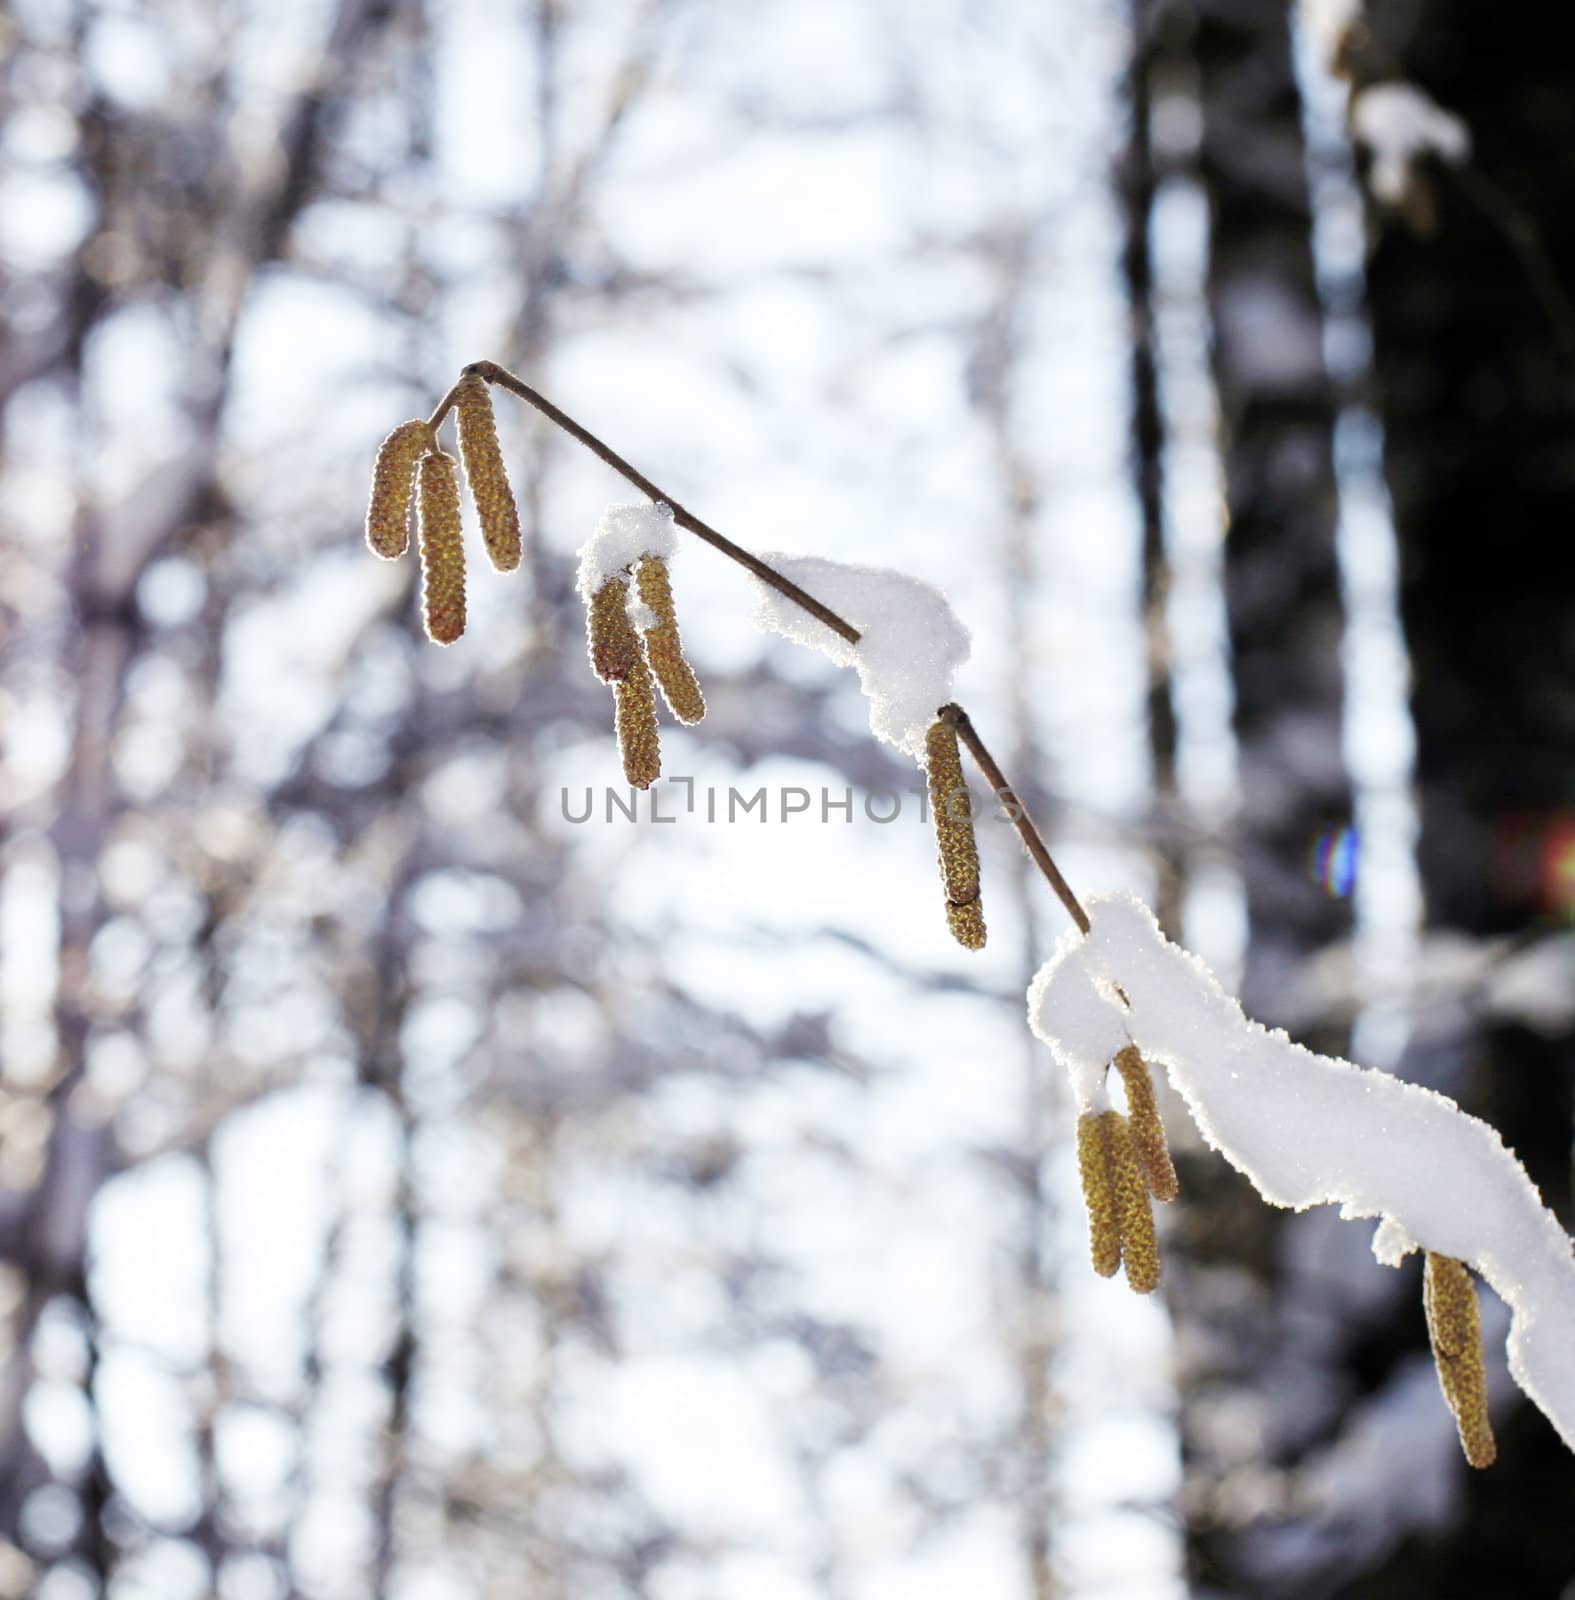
[426, 364, 1094, 933]
[940, 703, 1090, 934]
[431, 361, 862, 645]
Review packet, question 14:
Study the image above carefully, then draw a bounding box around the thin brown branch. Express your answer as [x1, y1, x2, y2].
[940, 703, 1091, 935]
[426, 361, 1093, 934]
[425, 378, 466, 433]
[432, 360, 862, 645]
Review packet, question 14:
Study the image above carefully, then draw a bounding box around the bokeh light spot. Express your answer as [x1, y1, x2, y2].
[1538, 820, 1575, 918]
[1309, 824, 1359, 899]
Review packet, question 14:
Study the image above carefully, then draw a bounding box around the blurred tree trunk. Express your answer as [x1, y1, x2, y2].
[0, 3, 401, 1587]
[1174, 0, 1354, 1585]
[1194, 0, 1350, 1026]
[965, 213, 1060, 1600]
[1335, 2, 1575, 1592]
[1122, 0, 1183, 943]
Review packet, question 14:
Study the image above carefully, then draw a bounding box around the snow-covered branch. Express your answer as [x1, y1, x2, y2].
[1029, 892, 1575, 1457]
[749, 554, 970, 762]
[367, 361, 1575, 1470]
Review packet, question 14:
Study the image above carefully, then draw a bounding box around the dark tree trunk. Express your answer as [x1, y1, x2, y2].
[1175, 0, 1355, 1587]
[1338, 1, 1575, 1592]
[1194, 0, 1351, 1029]
[1122, 0, 1184, 941]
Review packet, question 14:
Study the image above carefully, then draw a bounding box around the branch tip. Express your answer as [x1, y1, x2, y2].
[379, 366, 1093, 938]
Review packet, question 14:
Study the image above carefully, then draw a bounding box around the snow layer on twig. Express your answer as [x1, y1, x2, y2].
[750, 555, 971, 761]
[576, 502, 678, 599]
[1028, 892, 1575, 1452]
[1351, 83, 1470, 207]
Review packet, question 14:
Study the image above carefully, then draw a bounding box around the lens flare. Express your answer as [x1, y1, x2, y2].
[1309, 824, 1359, 899]
[1539, 821, 1575, 917]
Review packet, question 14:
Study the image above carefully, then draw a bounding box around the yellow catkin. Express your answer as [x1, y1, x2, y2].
[1107, 1110, 1161, 1293]
[454, 373, 522, 573]
[1115, 1045, 1179, 1203]
[635, 557, 706, 725]
[925, 718, 986, 950]
[586, 577, 639, 684]
[1424, 1252, 1497, 1468]
[614, 650, 662, 789]
[1076, 1112, 1122, 1279]
[366, 419, 434, 559]
[945, 897, 987, 951]
[417, 450, 466, 644]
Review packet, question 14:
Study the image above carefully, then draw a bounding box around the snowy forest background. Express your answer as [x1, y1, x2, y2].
[2, 0, 1573, 1596]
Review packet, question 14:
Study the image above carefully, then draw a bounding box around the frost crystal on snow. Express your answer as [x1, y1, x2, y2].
[576, 502, 679, 600]
[1372, 1215, 1417, 1268]
[1029, 892, 1575, 1454]
[749, 555, 971, 761]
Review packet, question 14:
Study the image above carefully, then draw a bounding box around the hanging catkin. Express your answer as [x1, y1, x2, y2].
[454, 373, 522, 573]
[635, 557, 706, 724]
[1423, 1252, 1496, 1468]
[945, 898, 987, 949]
[1076, 1109, 1161, 1294]
[1107, 1110, 1160, 1293]
[924, 717, 986, 951]
[366, 419, 434, 559]
[586, 576, 640, 684]
[615, 651, 662, 789]
[417, 450, 466, 644]
[582, 569, 663, 786]
[1115, 1045, 1179, 1202]
[1076, 1111, 1123, 1279]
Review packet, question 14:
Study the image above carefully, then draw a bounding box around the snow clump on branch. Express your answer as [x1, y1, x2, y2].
[576, 501, 679, 599]
[1028, 892, 1575, 1457]
[749, 555, 971, 762]
[1351, 82, 1471, 209]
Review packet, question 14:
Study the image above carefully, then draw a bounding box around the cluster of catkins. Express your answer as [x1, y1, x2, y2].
[365, 375, 706, 791]
[365, 373, 523, 641]
[1070, 1042, 1496, 1468]
[366, 369, 1500, 1473]
[583, 554, 706, 790]
[1075, 1045, 1178, 1295]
